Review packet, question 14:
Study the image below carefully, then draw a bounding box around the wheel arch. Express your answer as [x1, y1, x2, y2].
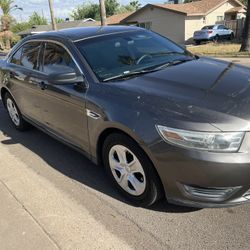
[96, 127, 164, 191]
[1, 87, 9, 108]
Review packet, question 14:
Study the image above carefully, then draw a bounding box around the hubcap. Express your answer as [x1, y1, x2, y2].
[108, 145, 146, 196]
[6, 98, 20, 126]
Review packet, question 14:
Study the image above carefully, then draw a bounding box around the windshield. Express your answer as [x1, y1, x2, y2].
[76, 30, 194, 82]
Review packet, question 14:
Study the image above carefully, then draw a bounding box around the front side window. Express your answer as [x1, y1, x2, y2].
[20, 42, 42, 70]
[42, 43, 77, 75]
[76, 30, 193, 82]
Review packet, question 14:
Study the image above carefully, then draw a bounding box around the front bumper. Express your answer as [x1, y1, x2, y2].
[150, 133, 250, 208]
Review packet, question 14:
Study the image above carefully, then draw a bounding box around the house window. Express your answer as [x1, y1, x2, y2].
[217, 16, 224, 21]
[203, 17, 206, 23]
[138, 22, 152, 30]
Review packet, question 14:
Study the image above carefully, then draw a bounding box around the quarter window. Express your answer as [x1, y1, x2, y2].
[42, 43, 77, 74]
[10, 47, 23, 65]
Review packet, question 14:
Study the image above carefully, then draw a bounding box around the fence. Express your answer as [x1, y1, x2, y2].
[216, 19, 245, 40]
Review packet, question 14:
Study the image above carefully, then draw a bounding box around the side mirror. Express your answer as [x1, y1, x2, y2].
[48, 68, 85, 85]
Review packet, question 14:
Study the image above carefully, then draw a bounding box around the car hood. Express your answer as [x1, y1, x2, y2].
[116, 57, 250, 132]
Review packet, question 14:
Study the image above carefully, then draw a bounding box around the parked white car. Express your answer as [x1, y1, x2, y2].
[193, 24, 234, 45]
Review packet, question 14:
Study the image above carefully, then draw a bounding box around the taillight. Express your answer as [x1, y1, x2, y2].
[207, 30, 213, 34]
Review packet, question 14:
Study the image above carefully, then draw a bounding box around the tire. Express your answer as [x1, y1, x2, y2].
[229, 33, 234, 40]
[213, 35, 219, 43]
[102, 133, 163, 207]
[195, 41, 201, 45]
[4, 92, 30, 131]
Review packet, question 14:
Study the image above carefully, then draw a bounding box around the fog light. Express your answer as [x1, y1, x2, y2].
[182, 184, 241, 201]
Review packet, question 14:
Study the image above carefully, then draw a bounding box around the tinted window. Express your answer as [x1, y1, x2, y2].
[76, 30, 192, 82]
[10, 47, 23, 65]
[219, 25, 227, 29]
[202, 25, 215, 30]
[20, 42, 41, 70]
[42, 43, 77, 74]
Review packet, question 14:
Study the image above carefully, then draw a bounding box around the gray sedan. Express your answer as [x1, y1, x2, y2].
[0, 26, 250, 208]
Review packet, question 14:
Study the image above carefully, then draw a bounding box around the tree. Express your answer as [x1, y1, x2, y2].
[129, 0, 141, 10]
[105, 0, 119, 16]
[0, 0, 22, 50]
[29, 12, 48, 26]
[240, 0, 247, 5]
[71, 3, 100, 20]
[56, 17, 64, 23]
[11, 21, 30, 33]
[240, 0, 250, 51]
[71, 0, 142, 21]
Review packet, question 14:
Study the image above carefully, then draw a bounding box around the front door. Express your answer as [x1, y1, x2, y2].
[39, 42, 89, 152]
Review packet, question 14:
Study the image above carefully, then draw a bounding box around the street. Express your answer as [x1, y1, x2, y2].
[0, 58, 250, 250]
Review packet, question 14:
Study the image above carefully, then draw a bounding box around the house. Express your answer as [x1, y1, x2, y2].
[121, 0, 246, 44]
[17, 13, 133, 38]
[106, 12, 134, 25]
[18, 18, 100, 38]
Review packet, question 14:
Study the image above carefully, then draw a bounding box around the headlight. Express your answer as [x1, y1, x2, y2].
[156, 125, 245, 152]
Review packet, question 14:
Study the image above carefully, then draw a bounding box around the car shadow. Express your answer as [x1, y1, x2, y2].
[0, 103, 200, 213]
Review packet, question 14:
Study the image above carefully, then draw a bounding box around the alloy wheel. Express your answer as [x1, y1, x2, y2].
[6, 98, 20, 126]
[108, 145, 146, 196]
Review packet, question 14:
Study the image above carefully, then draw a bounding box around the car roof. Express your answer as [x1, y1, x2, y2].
[26, 25, 143, 42]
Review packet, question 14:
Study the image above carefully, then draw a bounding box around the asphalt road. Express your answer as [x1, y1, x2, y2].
[0, 59, 250, 249]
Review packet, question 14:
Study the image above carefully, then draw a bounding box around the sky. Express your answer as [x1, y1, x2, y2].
[11, 0, 163, 22]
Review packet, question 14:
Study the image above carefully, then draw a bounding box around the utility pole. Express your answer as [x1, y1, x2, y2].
[99, 0, 107, 26]
[48, 0, 57, 30]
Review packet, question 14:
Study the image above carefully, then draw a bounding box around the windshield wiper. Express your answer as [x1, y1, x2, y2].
[102, 68, 159, 82]
[103, 58, 194, 82]
[152, 58, 194, 71]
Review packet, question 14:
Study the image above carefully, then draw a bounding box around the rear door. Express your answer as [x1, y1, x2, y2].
[218, 25, 228, 38]
[38, 41, 89, 152]
[7, 41, 45, 123]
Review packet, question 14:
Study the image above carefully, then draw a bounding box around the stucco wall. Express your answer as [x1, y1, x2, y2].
[205, 1, 238, 25]
[124, 7, 186, 44]
[185, 16, 204, 41]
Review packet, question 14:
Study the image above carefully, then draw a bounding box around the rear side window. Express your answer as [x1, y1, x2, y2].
[202, 25, 215, 30]
[218, 25, 226, 30]
[20, 42, 42, 70]
[42, 43, 77, 75]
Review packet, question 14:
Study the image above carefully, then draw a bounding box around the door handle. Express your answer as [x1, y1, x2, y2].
[39, 81, 47, 90]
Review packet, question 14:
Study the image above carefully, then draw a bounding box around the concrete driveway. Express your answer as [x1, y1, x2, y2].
[0, 59, 250, 250]
[218, 57, 250, 67]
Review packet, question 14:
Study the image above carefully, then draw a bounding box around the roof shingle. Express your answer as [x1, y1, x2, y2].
[156, 0, 244, 16]
[106, 12, 134, 24]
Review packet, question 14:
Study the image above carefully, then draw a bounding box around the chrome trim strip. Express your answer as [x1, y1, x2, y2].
[73, 30, 138, 43]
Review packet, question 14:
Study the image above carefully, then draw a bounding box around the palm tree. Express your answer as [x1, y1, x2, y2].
[240, 0, 250, 51]
[0, 0, 22, 50]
